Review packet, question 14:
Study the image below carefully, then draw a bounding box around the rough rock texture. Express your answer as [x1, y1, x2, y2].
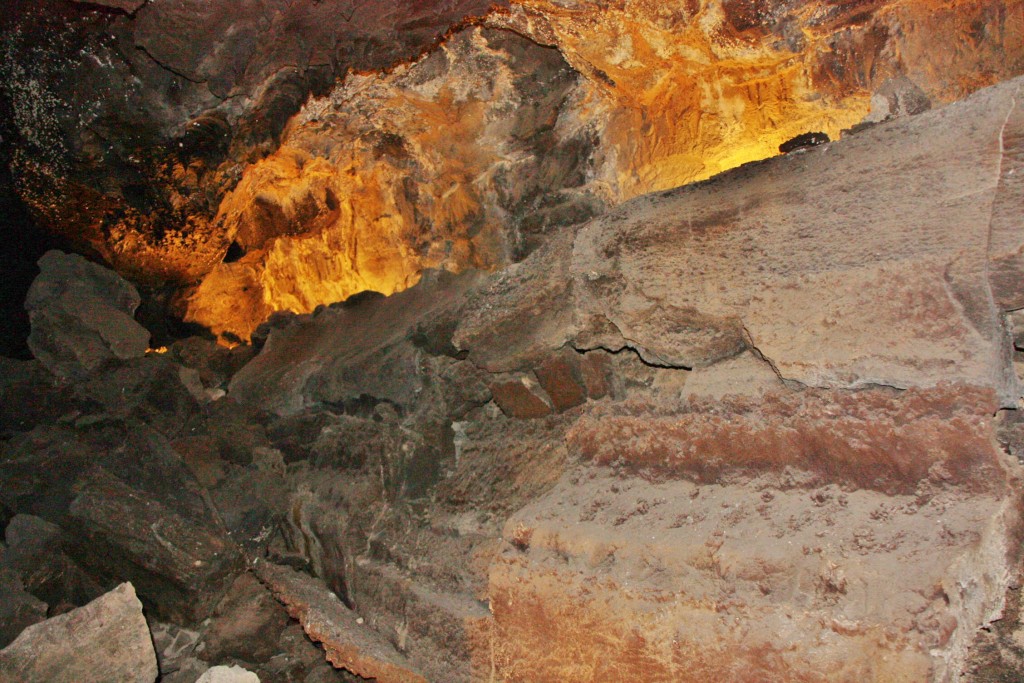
[195, 665, 261, 683]
[0, 582, 158, 683]
[25, 250, 150, 379]
[492, 0, 1024, 198]
[0, 421, 243, 623]
[229, 269, 487, 414]
[5, 15, 1024, 681]
[0, 0, 502, 285]
[1, 514, 105, 621]
[184, 27, 598, 340]
[4, 0, 1024, 342]
[0, 575, 47, 649]
[570, 77, 1024, 405]
[217, 75, 1024, 682]
[489, 455, 1019, 682]
[256, 561, 429, 683]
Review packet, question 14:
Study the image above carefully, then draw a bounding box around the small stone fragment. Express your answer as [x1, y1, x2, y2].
[490, 377, 552, 419]
[195, 665, 261, 683]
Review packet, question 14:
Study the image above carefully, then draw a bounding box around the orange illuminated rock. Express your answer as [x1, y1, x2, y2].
[7, 0, 1024, 339]
[184, 28, 591, 341]
[493, 0, 1024, 198]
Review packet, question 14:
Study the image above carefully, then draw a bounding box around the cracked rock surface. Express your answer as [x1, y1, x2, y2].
[4, 17, 1024, 683]
[214, 76, 1024, 681]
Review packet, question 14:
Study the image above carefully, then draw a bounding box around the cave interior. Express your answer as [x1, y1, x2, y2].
[3, 1, 1024, 682]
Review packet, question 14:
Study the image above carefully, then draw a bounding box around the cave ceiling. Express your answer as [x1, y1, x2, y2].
[2, 0, 1023, 340]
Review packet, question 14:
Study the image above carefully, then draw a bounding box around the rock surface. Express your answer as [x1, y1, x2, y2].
[0, 421, 242, 623]
[0, 582, 158, 683]
[25, 251, 150, 379]
[4, 0, 1024, 341]
[4, 21, 1024, 683]
[195, 665, 261, 683]
[224, 75, 1024, 682]
[256, 561, 429, 683]
[570, 77, 1023, 404]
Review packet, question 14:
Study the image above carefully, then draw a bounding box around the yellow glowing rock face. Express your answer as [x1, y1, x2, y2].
[184, 0, 1024, 341]
[185, 30, 521, 340]
[497, 0, 860, 197]
[496, 0, 1024, 197]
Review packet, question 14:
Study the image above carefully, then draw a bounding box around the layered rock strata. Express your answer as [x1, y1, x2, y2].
[226, 75, 1024, 681]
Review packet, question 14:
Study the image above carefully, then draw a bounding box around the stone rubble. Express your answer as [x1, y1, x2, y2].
[25, 251, 150, 380]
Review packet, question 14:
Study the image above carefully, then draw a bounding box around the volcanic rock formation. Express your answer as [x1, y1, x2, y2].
[3, 0, 1024, 339]
[4, 2, 1024, 682]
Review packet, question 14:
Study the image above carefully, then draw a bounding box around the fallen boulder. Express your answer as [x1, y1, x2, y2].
[25, 251, 150, 380]
[0, 582, 157, 683]
[255, 560, 428, 683]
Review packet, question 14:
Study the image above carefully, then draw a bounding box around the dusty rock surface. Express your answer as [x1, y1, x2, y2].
[195, 665, 261, 683]
[25, 250, 150, 379]
[256, 561, 429, 683]
[5, 45, 1024, 683]
[0, 582, 157, 683]
[221, 75, 1024, 682]
[4, 0, 1024, 343]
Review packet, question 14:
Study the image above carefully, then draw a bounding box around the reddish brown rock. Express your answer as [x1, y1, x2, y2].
[568, 384, 1004, 496]
[199, 573, 290, 664]
[348, 557, 492, 683]
[577, 351, 612, 400]
[534, 351, 588, 413]
[490, 377, 553, 419]
[0, 421, 243, 623]
[255, 561, 428, 683]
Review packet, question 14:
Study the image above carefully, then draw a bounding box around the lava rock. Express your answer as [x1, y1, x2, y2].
[24, 251, 150, 380]
[0, 421, 243, 623]
[198, 573, 290, 664]
[0, 582, 158, 683]
[255, 561, 428, 683]
[196, 665, 261, 683]
[2, 514, 105, 614]
[0, 571, 47, 649]
[778, 131, 830, 153]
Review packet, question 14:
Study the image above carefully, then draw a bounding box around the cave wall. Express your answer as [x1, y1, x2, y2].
[225, 75, 1024, 681]
[3, 0, 1024, 342]
[183, 28, 599, 340]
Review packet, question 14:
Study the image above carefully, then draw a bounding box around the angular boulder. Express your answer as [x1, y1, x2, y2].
[255, 561, 428, 683]
[0, 582, 157, 683]
[0, 422, 242, 623]
[25, 251, 150, 380]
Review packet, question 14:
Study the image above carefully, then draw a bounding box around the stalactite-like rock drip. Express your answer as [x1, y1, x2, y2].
[184, 28, 596, 341]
